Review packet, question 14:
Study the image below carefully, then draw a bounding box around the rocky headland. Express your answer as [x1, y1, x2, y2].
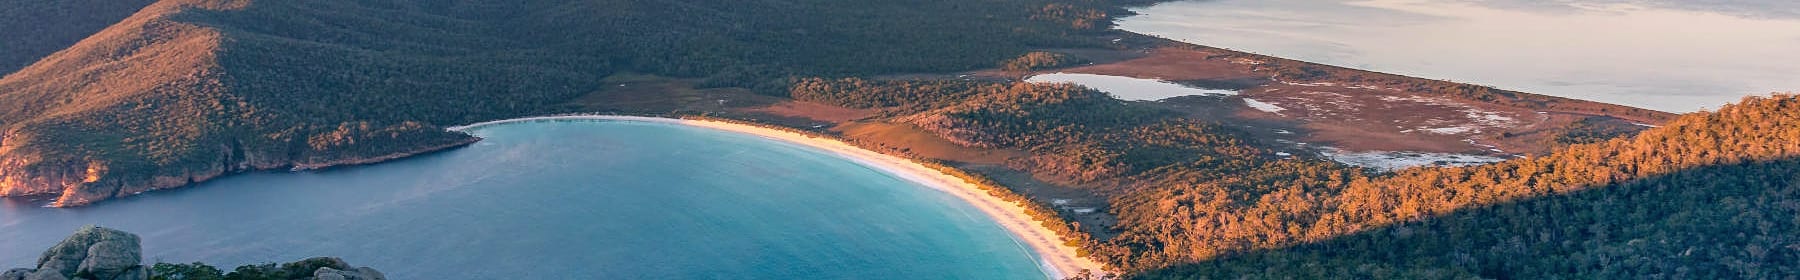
[0, 132, 478, 208]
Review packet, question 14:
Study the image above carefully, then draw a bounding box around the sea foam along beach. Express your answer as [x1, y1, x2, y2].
[448, 115, 1108, 279]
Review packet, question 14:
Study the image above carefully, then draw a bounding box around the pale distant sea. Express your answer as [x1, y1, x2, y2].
[1118, 0, 1800, 113]
[0, 120, 1046, 279]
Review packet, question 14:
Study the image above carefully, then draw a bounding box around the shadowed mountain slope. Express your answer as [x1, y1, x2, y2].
[0, 0, 158, 75]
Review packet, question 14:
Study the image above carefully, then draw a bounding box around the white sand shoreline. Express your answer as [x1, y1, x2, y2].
[449, 115, 1108, 279]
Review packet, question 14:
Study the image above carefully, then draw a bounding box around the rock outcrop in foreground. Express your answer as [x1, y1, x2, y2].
[2, 226, 383, 280]
[3, 226, 146, 280]
[275, 258, 385, 280]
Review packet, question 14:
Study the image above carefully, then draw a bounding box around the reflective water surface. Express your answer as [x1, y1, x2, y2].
[1, 120, 1047, 279]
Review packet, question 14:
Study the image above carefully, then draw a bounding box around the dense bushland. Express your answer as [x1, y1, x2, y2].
[807, 76, 1800, 278]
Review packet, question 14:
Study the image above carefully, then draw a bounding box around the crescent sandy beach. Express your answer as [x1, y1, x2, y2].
[448, 115, 1109, 279]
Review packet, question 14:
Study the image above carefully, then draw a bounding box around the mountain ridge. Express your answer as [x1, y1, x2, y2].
[0, 0, 1137, 206]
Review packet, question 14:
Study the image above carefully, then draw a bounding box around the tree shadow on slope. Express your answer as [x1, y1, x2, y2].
[1137, 157, 1800, 279]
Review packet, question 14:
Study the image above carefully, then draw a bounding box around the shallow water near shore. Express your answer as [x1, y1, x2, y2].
[1027, 73, 1238, 101]
[0, 120, 1048, 279]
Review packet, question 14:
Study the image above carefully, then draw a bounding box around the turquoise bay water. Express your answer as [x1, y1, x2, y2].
[0, 120, 1047, 279]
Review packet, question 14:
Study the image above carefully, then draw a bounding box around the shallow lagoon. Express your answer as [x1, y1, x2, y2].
[1027, 73, 1238, 101]
[0, 120, 1048, 279]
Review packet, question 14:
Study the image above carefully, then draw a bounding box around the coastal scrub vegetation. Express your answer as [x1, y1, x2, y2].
[1002, 51, 1089, 72]
[924, 89, 1799, 278]
[1106, 96, 1800, 278]
[150, 258, 379, 280]
[788, 74, 1798, 279]
[789, 77, 992, 115]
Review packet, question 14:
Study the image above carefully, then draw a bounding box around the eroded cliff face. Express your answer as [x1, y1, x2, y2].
[0, 154, 80, 199]
[0, 129, 76, 199]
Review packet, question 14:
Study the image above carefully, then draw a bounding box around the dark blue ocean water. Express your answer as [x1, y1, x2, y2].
[0, 120, 1046, 279]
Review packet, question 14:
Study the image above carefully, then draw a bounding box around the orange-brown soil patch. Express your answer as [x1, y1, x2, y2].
[833, 121, 1027, 165]
[1055, 47, 1264, 81]
[741, 101, 877, 123]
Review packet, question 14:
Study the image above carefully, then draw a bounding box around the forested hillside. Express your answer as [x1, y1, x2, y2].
[0, 0, 1135, 206]
[794, 73, 1798, 278]
[1139, 157, 1799, 279]
[1099, 95, 1800, 278]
